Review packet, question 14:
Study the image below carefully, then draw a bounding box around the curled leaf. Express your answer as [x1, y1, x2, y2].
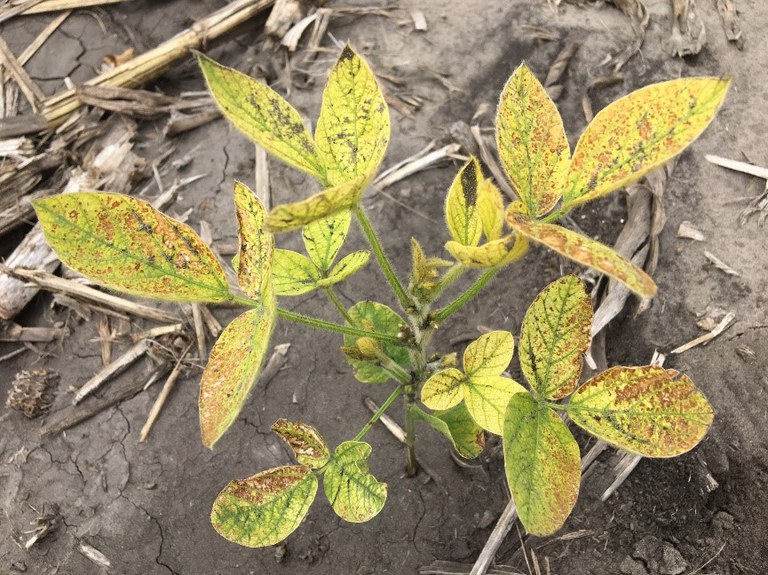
[234, 181, 273, 299]
[323, 441, 387, 523]
[446, 235, 528, 269]
[477, 179, 505, 241]
[272, 419, 330, 469]
[411, 404, 486, 459]
[445, 157, 483, 247]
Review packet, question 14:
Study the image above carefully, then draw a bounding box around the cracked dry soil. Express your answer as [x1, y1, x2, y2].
[2, 1, 768, 574]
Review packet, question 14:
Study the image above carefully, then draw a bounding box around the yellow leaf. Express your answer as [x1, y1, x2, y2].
[271, 249, 321, 296]
[318, 250, 370, 287]
[464, 375, 526, 435]
[477, 179, 505, 241]
[323, 441, 387, 523]
[446, 235, 528, 269]
[463, 331, 515, 379]
[445, 157, 483, 246]
[272, 419, 330, 469]
[421, 368, 465, 411]
[411, 404, 486, 459]
[234, 181, 273, 299]
[302, 210, 351, 273]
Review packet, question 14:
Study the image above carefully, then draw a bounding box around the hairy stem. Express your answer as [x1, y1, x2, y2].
[276, 307, 404, 346]
[353, 385, 404, 442]
[324, 286, 355, 324]
[433, 268, 499, 323]
[431, 263, 465, 300]
[404, 393, 417, 476]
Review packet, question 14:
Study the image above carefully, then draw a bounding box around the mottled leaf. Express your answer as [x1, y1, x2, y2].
[323, 441, 387, 523]
[197, 54, 325, 182]
[503, 393, 580, 536]
[445, 157, 483, 247]
[411, 404, 486, 459]
[519, 276, 592, 400]
[344, 302, 409, 383]
[33, 193, 229, 303]
[211, 465, 317, 548]
[446, 235, 528, 269]
[318, 250, 370, 287]
[421, 368, 465, 411]
[463, 331, 516, 379]
[272, 419, 330, 469]
[477, 179, 505, 241]
[568, 366, 714, 457]
[497, 63, 570, 217]
[271, 249, 320, 296]
[234, 181, 273, 299]
[563, 77, 731, 208]
[315, 45, 389, 186]
[302, 210, 351, 273]
[199, 305, 275, 447]
[465, 375, 527, 435]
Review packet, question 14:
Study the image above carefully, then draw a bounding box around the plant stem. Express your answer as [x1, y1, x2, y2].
[324, 287, 355, 325]
[353, 385, 404, 442]
[276, 307, 405, 346]
[432, 263, 465, 300]
[433, 268, 499, 324]
[353, 204, 411, 312]
[228, 293, 260, 308]
[404, 393, 417, 476]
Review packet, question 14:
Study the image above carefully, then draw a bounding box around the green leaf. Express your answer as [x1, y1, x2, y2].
[477, 179, 505, 241]
[568, 366, 714, 457]
[343, 301, 410, 384]
[211, 465, 317, 548]
[421, 368, 465, 411]
[319, 250, 370, 287]
[197, 53, 325, 181]
[412, 404, 486, 459]
[234, 181, 273, 299]
[497, 63, 570, 218]
[507, 209, 657, 298]
[315, 45, 389, 186]
[503, 393, 580, 536]
[463, 331, 516, 378]
[271, 249, 321, 296]
[199, 305, 276, 447]
[323, 441, 387, 523]
[563, 77, 731, 208]
[446, 235, 528, 269]
[302, 210, 351, 273]
[519, 276, 592, 400]
[464, 375, 527, 435]
[445, 157, 483, 247]
[272, 419, 330, 469]
[33, 193, 229, 303]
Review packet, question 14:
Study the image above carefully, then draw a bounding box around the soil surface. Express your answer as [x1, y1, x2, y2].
[2, 1, 767, 574]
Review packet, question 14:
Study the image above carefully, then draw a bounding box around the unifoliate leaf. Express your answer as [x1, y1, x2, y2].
[197, 54, 325, 181]
[33, 193, 229, 303]
[477, 179, 505, 241]
[272, 419, 330, 469]
[464, 331, 515, 379]
[411, 404, 486, 459]
[464, 375, 527, 435]
[421, 368, 465, 411]
[319, 250, 370, 287]
[497, 63, 570, 217]
[323, 441, 387, 523]
[519, 276, 592, 400]
[563, 77, 731, 208]
[266, 173, 368, 232]
[503, 393, 580, 536]
[344, 302, 410, 383]
[315, 45, 389, 186]
[271, 249, 321, 296]
[234, 181, 273, 299]
[211, 465, 317, 548]
[568, 366, 714, 457]
[445, 157, 483, 247]
[507, 209, 657, 297]
[302, 210, 351, 273]
[446, 235, 528, 269]
[199, 305, 276, 447]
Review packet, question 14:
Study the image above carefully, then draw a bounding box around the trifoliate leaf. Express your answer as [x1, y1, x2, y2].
[323, 441, 387, 523]
[302, 210, 351, 273]
[271, 249, 321, 296]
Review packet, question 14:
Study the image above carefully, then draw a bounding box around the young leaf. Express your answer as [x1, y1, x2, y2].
[271, 249, 321, 296]
[315, 45, 390, 186]
[446, 235, 528, 269]
[211, 465, 317, 548]
[463, 331, 515, 379]
[503, 393, 581, 536]
[563, 77, 731, 208]
[302, 210, 351, 273]
[323, 441, 387, 523]
[318, 250, 370, 287]
[411, 404, 486, 459]
[409, 238, 452, 304]
[519, 276, 592, 400]
[464, 375, 527, 435]
[477, 179, 505, 241]
[445, 157, 483, 247]
[197, 54, 325, 182]
[33, 193, 230, 303]
[421, 368, 465, 411]
[568, 366, 714, 457]
[199, 305, 276, 448]
[507, 209, 657, 297]
[272, 419, 330, 469]
[234, 181, 273, 299]
[497, 63, 570, 217]
[344, 302, 410, 384]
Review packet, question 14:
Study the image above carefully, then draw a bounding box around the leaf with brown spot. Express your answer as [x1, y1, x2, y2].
[323, 441, 387, 523]
[234, 181, 273, 300]
[445, 235, 529, 269]
[33, 193, 230, 303]
[567, 366, 714, 457]
[445, 157, 483, 247]
[411, 403, 486, 459]
[272, 419, 330, 469]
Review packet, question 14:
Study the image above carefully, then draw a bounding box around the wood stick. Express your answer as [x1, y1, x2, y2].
[98, 315, 111, 367]
[6, 0, 131, 17]
[0, 0, 47, 24]
[670, 312, 735, 354]
[0, 36, 45, 110]
[0, 322, 68, 342]
[0, 346, 28, 363]
[73, 338, 151, 404]
[191, 304, 206, 359]
[705, 154, 768, 180]
[139, 343, 191, 441]
[470, 499, 518, 575]
[18, 10, 72, 66]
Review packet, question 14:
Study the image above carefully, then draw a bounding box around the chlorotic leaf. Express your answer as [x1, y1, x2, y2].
[409, 238, 452, 304]
[446, 235, 528, 269]
[302, 210, 351, 273]
[266, 173, 368, 232]
[271, 249, 321, 296]
[319, 250, 370, 287]
[315, 45, 389, 186]
[234, 181, 273, 299]
[412, 404, 486, 459]
[344, 302, 409, 383]
[199, 305, 276, 448]
[465, 375, 527, 435]
[563, 77, 731, 208]
[33, 193, 229, 303]
[507, 209, 657, 297]
[445, 157, 483, 247]
[519, 276, 592, 400]
[272, 419, 330, 469]
[211, 465, 317, 548]
[497, 63, 570, 217]
[197, 54, 325, 181]
[568, 366, 714, 457]
[421, 368, 465, 411]
[477, 179, 505, 241]
[463, 331, 516, 379]
[323, 441, 387, 523]
[503, 393, 581, 536]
